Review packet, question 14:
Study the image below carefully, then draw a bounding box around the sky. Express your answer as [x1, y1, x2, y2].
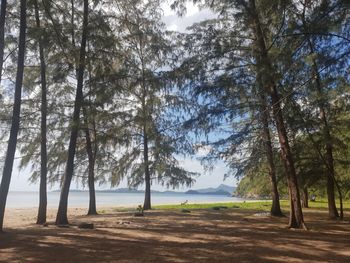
[8, 2, 238, 192]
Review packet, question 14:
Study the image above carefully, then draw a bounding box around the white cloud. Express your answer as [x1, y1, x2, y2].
[161, 2, 216, 32]
[185, 3, 200, 17]
[167, 23, 178, 31]
[195, 144, 212, 156]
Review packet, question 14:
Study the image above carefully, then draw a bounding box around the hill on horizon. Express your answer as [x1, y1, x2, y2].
[57, 184, 236, 196]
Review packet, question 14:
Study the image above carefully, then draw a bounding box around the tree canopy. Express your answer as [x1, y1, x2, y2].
[0, 0, 349, 230]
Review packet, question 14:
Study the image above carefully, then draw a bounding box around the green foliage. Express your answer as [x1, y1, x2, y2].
[0, 0, 349, 219]
[100, 0, 198, 190]
[235, 157, 289, 198]
[169, 0, 350, 208]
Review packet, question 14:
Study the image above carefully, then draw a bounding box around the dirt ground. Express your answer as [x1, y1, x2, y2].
[0, 207, 349, 263]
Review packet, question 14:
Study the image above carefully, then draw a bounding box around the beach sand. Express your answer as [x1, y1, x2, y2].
[1, 206, 349, 262]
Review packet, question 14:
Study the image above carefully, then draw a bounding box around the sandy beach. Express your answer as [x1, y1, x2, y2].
[1, 206, 350, 262]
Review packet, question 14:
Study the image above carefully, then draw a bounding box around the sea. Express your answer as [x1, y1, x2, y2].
[6, 191, 245, 208]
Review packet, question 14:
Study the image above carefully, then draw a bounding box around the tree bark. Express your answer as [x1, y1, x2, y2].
[0, 0, 7, 81]
[138, 29, 151, 210]
[301, 187, 309, 208]
[55, 0, 88, 225]
[248, 0, 305, 229]
[258, 92, 283, 216]
[0, 0, 27, 232]
[34, 0, 48, 225]
[83, 107, 97, 215]
[143, 128, 151, 210]
[270, 86, 305, 228]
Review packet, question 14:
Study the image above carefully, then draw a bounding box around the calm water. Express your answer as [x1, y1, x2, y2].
[7, 191, 244, 208]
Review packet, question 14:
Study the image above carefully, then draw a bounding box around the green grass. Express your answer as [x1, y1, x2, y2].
[153, 199, 350, 212]
[304, 199, 350, 210]
[154, 201, 275, 211]
[100, 199, 350, 214]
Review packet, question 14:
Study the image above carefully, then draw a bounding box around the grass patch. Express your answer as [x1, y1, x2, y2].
[153, 199, 350, 212]
[306, 199, 350, 210]
[154, 201, 274, 211]
[105, 199, 350, 214]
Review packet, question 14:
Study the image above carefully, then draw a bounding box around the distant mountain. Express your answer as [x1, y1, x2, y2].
[185, 189, 230, 196]
[185, 184, 236, 196]
[98, 188, 166, 194]
[111, 188, 144, 193]
[217, 184, 236, 194]
[185, 190, 200, 195]
[162, 190, 182, 194]
[55, 184, 236, 196]
[195, 187, 217, 193]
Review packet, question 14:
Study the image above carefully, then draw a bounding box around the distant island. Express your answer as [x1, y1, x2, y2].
[59, 184, 236, 196]
[184, 184, 236, 196]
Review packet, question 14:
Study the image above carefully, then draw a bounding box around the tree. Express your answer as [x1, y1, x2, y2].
[298, 0, 341, 219]
[56, 0, 89, 225]
[83, 105, 97, 215]
[243, 0, 305, 229]
[277, 0, 350, 218]
[0, 0, 7, 81]
[32, 0, 48, 225]
[171, 0, 286, 217]
[15, 0, 120, 217]
[0, 0, 27, 232]
[107, 0, 196, 210]
[76, 5, 122, 215]
[258, 91, 283, 216]
[171, 0, 306, 228]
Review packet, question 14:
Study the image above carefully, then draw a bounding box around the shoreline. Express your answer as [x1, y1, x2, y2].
[5, 199, 268, 210]
[6, 191, 248, 209]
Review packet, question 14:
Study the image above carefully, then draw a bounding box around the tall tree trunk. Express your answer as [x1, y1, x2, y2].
[34, 0, 48, 225]
[299, 109, 344, 218]
[270, 86, 305, 228]
[258, 92, 283, 216]
[0, 0, 7, 81]
[325, 143, 339, 218]
[0, 0, 27, 232]
[300, 2, 339, 218]
[301, 187, 309, 208]
[83, 107, 97, 215]
[55, 0, 88, 225]
[143, 129, 151, 210]
[84, 46, 97, 216]
[336, 181, 344, 219]
[139, 30, 151, 210]
[248, 0, 305, 229]
[309, 47, 339, 219]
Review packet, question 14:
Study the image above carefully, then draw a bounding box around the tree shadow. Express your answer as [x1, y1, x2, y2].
[0, 209, 349, 262]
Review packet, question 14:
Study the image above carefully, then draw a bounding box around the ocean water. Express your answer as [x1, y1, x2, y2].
[6, 191, 244, 208]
